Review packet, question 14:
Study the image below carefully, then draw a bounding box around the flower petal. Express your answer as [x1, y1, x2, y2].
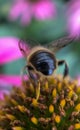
[67, 0, 80, 37]
[0, 91, 5, 100]
[33, 0, 56, 20]
[0, 74, 28, 86]
[0, 74, 28, 100]
[68, 10, 80, 37]
[9, 0, 31, 25]
[0, 90, 10, 100]
[0, 37, 29, 64]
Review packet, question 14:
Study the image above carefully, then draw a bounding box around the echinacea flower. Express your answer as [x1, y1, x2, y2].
[0, 75, 80, 129]
[0, 37, 29, 100]
[8, 0, 56, 25]
[67, 0, 80, 37]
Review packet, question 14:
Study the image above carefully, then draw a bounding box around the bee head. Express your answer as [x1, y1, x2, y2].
[27, 47, 57, 76]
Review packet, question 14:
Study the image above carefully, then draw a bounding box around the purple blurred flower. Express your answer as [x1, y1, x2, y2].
[67, 0, 80, 37]
[8, 0, 56, 25]
[0, 37, 29, 100]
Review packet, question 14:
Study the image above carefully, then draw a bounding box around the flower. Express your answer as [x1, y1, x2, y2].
[67, 0, 80, 37]
[0, 75, 80, 129]
[8, 0, 56, 25]
[0, 37, 29, 100]
[0, 37, 22, 64]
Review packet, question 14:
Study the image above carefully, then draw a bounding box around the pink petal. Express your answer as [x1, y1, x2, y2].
[0, 91, 5, 100]
[0, 74, 28, 100]
[67, 0, 80, 15]
[33, 0, 56, 20]
[0, 90, 10, 100]
[67, 0, 80, 37]
[0, 74, 28, 86]
[68, 10, 80, 37]
[20, 11, 32, 25]
[9, 0, 31, 25]
[0, 37, 29, 64]
[0, 84, 12, 100]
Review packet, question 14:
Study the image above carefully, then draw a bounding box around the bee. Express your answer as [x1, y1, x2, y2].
[19, 36, 75, 100]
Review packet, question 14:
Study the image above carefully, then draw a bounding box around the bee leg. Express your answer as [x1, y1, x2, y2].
[58, 60, 69, 77]
[36, 81, 40, 101]
[27, 67, 40, 101]
[20, 65, 28, 81]
[29, 70, 40, 101]
[27, 67, 38, 84]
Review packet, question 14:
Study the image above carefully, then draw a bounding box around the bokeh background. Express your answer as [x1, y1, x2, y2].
[0, 0, 80, 90]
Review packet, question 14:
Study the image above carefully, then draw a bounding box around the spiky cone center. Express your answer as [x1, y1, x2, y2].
[0, 75, 80, 130]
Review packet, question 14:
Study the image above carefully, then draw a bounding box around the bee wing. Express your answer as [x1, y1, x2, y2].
[46, 36, 75, 53]
[19, 39, 40, 57]
[26, 39, 40, 48]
